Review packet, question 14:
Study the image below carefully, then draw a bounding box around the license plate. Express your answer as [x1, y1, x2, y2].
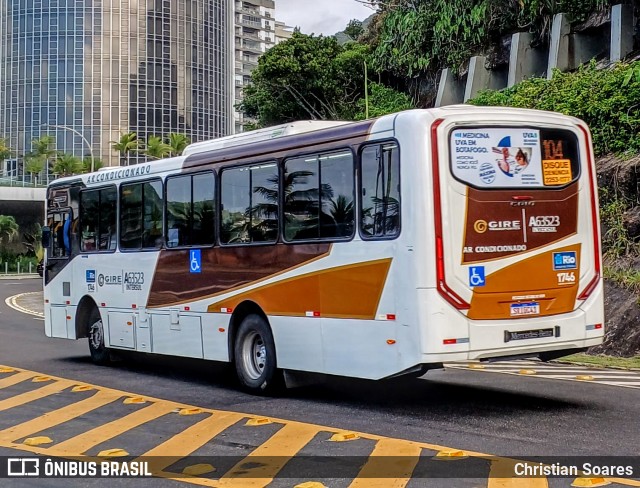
[504, 327, 555, 343]
[510, 302, 540, 316]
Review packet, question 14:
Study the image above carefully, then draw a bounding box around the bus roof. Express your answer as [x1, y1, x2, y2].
[181, 120, 351, 157]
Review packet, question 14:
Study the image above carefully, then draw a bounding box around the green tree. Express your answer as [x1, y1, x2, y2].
[355, 82, 413, 119]
[30, 134, 57, 176]
[0, 138, 12, 163]
[24, 155, 45, 186]
[240, 34, 370, 126]
[52, 153, 83, 177]
[344, 19, 364, 40]
[167, 133, 190, 157]
[145, 135, 172, 160]
[81, 156, 104, 173]
[0, 215, 19, 247]
[111, 132, 139, 166]
[22, 223, 43, 259]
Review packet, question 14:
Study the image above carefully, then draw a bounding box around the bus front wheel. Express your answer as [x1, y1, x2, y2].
[234, 314, 282, 394]
[88, 308, 110, 365]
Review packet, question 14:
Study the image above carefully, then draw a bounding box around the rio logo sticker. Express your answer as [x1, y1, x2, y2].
[86, 270, 96, 283]
[553, 251, 577, 270]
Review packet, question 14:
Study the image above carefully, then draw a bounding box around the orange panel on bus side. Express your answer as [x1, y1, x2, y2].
[207, 258, 392, 320]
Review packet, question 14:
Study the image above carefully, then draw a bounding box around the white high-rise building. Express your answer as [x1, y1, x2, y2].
[233, 0, 276, 133]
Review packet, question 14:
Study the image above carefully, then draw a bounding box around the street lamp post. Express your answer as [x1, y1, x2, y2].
[41, 123, 95, 173]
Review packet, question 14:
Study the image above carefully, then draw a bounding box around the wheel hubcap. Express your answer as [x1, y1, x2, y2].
[241, 331, 267, 380]
[89, 319, 103, 350]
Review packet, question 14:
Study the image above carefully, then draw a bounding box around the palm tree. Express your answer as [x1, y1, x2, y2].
[81, 156, 103, 173]
[24, 155, 45, 186]
[167, 133, 190, 157]
[0, 215, 19, 246]
[328, 195, 354, 236]
[52, 153, 83, 177]
[111, 132, 139, 166]
[145, 135, 172, 160]
[252, 169, 334, 240]
[31, 135, 57, 178]
[0, 138, 12, 163]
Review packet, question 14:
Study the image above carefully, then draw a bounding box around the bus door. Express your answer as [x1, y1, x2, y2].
[436, 123, 599, 324]
[44, 208, 74, 338]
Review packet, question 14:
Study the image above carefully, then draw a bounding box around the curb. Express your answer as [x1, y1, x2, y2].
[5, 292, 44, 318]
[0, 274, 40, 280]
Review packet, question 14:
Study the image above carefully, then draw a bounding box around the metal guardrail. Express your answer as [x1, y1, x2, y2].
[0, 175, 58, 188]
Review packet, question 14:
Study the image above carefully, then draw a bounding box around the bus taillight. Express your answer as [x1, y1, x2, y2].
[431, 119, 470, 311]
[577, 125, 601, 301]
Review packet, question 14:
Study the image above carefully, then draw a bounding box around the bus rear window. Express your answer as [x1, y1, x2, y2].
[449, 127, 580, 189]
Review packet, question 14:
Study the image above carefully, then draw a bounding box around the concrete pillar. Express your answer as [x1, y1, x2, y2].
[464, 56, 507, 102]
[435, 68, 465, 107]
[548, 13, 571, 77]
[611, 3, 634, 62]
[508, 32, 547, 86]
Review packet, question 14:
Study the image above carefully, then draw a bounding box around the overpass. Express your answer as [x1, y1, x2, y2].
[0, 185, 47, 231]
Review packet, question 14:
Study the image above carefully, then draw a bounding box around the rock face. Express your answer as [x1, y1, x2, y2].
[591, 280, 640, 357]
[592, 154, 640, 357]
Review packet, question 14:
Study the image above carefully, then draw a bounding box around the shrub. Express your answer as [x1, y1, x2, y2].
[470, 62, 640, 156]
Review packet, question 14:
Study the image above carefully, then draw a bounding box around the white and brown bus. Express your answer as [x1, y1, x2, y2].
[42, 106, 604, 393]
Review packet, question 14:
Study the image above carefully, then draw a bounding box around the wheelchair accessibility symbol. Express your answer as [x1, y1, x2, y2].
[468, 266, 485, 287]
[189, 250, 201, 274]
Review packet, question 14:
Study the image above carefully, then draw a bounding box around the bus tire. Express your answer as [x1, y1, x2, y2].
[234, 314, 282, 394]
[87, 308, 110, 365]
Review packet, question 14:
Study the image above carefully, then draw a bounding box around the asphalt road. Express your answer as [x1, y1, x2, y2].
[0, 279, 638, 487]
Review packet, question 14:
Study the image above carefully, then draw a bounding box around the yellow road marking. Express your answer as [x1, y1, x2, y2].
[349, 438, 423, 488]
[217, 422, 320, 487]
[0, 365, 634, 488]
[607, 478, 640, 487]
[53, 401, 177, 455]
[0, 389, 121, 443]
[140, 411, 245, 476]
[0, 379, 75, 412]
[0, 370, 37, 389]
[488, 459, 549, 487]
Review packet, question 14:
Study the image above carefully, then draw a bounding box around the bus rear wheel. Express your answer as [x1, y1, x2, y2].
[88, 308, 110, 365]
[234, 314, 282, 394]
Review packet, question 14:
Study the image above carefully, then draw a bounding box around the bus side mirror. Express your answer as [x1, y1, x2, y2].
[42, 226, 51, 248]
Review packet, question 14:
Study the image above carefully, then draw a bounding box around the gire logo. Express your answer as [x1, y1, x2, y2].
[474, 220, 521, 233]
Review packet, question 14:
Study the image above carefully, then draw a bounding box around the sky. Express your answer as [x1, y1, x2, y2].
[275, 0, 375, 36]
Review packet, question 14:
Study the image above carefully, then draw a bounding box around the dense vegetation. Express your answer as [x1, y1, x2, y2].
[238, 33, 412, 127]
[240, 0, 618, 126]
[470, 62, 640, 157]
[368, 0, 612, 79]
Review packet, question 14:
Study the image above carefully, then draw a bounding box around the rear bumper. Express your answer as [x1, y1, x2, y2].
[416, 286, 604, 363]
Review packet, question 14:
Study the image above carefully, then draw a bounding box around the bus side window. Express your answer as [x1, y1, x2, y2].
[283, 151, 354, 241]
[47, 212, 72, 258]
[360, 143, 401, 239]
[80, 186, 117, 252]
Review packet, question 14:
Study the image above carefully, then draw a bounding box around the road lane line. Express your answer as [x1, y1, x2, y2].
[0, 389, 121, 443]
[139, 411, 245, 476]
[5, 292, 44, 318]
[488, 459, 549, 488]
[53, 401, 177, 455]
[0, 379, 74, 412]
[216, 422, 320, 487]
[0, 370, 38, 389]
[349, 438, 423, 488]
